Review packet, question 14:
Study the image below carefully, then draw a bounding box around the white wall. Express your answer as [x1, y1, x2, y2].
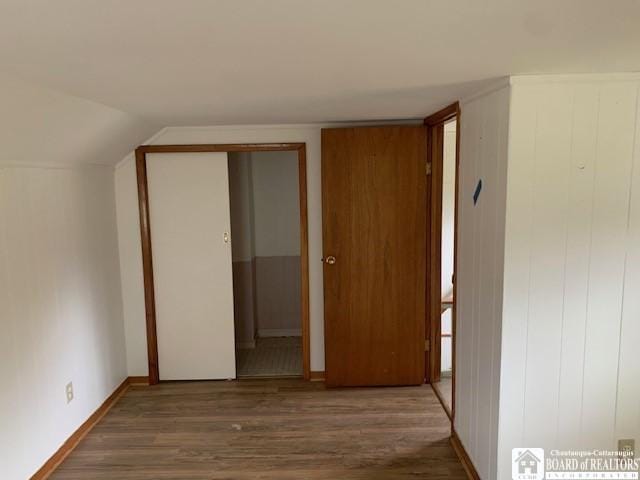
[497, 75, 640, 479]
[116, 125, 326, 374]
[228, 152, 255, 262]
[0, 166, 127, 479]
[229, 151, 300, 259]
[250, 151, 301, 257]
[0, 73, 154, 479]
[455, 83, 510, 480]
[229, 150, 301, 259]
[455, 74, 640, 479]
[114, 158, 148, 375]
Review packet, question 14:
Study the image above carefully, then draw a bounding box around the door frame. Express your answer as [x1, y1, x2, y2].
[135, 143, 310, 385]
[424, 102, 460, 420]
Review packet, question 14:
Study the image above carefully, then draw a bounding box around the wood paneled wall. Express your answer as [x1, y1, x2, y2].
[455, 84, 511, 479]
[498, 76, 640, 479]
[448, 75, 640, 479]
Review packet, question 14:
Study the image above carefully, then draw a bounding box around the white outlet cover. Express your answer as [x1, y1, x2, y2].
[65, 382, 74, 403]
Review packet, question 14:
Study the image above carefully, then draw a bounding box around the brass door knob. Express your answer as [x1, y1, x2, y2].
[325, 256, 336, 265]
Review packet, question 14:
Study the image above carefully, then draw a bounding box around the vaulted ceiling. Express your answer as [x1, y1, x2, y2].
[1, 0, 639, 126]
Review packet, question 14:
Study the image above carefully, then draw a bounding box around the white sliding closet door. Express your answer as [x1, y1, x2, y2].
[147, 152, 236, 380]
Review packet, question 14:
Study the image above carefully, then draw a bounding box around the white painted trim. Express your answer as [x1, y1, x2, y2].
[258, 329, 302, 337]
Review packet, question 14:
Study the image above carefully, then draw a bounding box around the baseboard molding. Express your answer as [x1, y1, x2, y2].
[309, 370, 325, 382]
[30, 376, 148, 479]
[258, 328, 301, 337]
[127, 375, 150, 385]
[450, 429, 481, 480]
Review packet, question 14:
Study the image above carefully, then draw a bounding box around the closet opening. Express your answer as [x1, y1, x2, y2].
[135, 143, 310, 385]
[228, 150, 304, 378]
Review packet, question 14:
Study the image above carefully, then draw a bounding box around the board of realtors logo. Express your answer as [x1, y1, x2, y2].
[512, 448, 544, 480]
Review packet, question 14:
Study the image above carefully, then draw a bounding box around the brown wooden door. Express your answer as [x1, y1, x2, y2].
[321, 126, 426, 387]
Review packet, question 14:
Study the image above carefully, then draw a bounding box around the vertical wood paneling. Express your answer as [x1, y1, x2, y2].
[556, 84, 599, 448]
[581, 83, 638, 443]
[615, 85, 640, 441]
[497, 85, 541, 480]
[475, 89, 499, 474]
[456, 85, 510, 479]
[523, 85, 573, 445]
[489, 91, 510, 480]
[456, 97, 478, 446]
[499, 77, 640, 479]
[469, 96, 484, 460]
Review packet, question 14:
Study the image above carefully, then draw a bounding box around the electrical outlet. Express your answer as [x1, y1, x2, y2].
[65, 382, 74, 404]
[619, 439, 635, 458]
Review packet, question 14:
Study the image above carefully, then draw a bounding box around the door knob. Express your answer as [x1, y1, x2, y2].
[324, 255, 336, 265]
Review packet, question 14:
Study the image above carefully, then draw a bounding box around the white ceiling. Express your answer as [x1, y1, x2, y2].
[1, 0, 639, 126]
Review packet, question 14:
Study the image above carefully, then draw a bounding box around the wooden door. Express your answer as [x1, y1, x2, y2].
[321, 126, 427, 387]
[147, 152, 236, 380]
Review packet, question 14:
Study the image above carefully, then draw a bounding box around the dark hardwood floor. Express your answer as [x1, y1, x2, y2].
[50, 379, 466, 479]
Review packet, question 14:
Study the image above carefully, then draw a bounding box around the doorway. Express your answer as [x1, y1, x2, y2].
[435, 119, 457, 411]
[228, 150, 303, 377]
[425, 103, 460, 420]
[135, 143, 310, 385]
[321, 125, 427, 387]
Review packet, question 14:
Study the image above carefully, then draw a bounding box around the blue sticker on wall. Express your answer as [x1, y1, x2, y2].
[473, 179, 482, 205]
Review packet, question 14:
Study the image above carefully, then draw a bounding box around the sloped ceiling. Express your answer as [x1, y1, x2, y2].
[0, 73, 157, 166]
[1, 0, 639, 127]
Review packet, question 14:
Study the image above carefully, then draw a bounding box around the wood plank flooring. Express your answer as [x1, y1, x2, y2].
[50, 379, 466, 479]
[433, 376, 453, 415]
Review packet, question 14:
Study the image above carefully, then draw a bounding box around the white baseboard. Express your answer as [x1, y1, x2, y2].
[236, 340, 256, 349]
[258, 328, 301, 337]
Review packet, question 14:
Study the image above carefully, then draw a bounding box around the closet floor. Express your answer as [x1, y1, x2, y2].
[237, 336, 302, 377]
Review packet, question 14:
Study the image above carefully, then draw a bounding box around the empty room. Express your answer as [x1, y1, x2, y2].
[1, 2, 639, 480]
